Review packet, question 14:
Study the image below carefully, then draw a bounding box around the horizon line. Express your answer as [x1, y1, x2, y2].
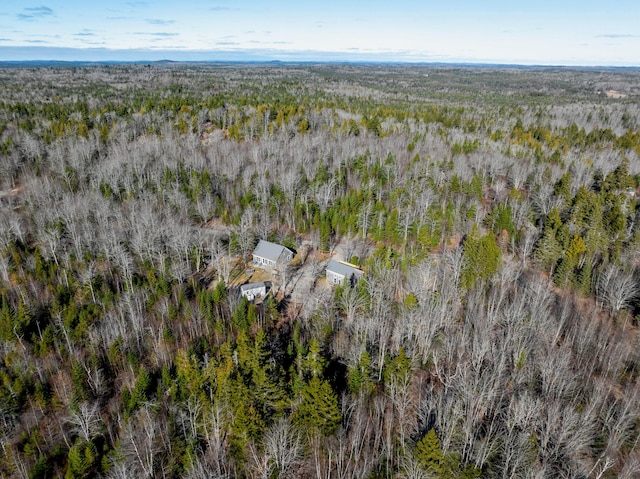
[0, 46, 638, 69]
[1, 59, 639, 70]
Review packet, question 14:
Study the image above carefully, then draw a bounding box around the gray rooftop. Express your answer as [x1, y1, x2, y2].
[326, 260, 363, 278]
[253, 240, 292, 262]
[240, 281, 266, 292]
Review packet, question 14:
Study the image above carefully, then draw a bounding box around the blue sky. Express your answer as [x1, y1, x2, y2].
[0, 1, 639, 65]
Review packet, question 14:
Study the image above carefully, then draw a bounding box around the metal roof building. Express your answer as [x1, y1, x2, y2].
[326, 260, 364, 286]
[252, 240, 294, 270]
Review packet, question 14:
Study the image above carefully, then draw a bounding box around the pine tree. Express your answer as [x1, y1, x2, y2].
[251, 363, 286, 417]
[175, 349, 204, 400]
[71, 361, 89, 403]
[554, 171, 573, 200]
[18, 298, 32, 327]
[575, 259, 593, 296]
[461, 225, 502, 289]
[65, 440, 98, 479]
[385, 209, 400, 244]
[212, 280, 226, 305]
[263, 295, 279, 325]
[302, 338, 325, 379]
[232, 296, 250, 330]
[414, 428, 444, 476]
[535, 227, 562, 275]
[546, 207, 563, 231]
[347, 350, 373, 394]
[383, 347, 411, 387]
[0, 294, 13, 342]
[128, 367, 152, 413]
[235, 329, 253, 375]
[487, 203, 515, 238]
[605, 199, 626, 239]
[553, 256, 573, 286]
[319, 217, 332, 253]
[294, 376, 341, 436]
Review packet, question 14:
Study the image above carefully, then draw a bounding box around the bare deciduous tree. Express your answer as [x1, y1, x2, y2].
[67, 401, 103, 442]
[596, 264, 638, 317]
[260, 418, 302, 479]
[119, 404, 169, 479]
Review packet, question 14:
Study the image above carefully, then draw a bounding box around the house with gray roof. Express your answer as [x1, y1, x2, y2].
[240, 281, 267, 301]
[252, 240, 294, 271]
[326, 260, 364, 286]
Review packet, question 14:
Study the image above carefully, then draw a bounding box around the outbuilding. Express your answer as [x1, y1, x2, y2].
[240, 281, 267, 301]
[326, 260, 364, 286]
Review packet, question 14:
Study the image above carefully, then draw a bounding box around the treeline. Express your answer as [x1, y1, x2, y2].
[0, 64, 639, 478]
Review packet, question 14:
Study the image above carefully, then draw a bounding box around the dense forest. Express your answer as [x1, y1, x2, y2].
[0, 63, 640, 478]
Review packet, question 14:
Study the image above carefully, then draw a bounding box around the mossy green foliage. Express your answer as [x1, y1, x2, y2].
[461, 225, 502, 289]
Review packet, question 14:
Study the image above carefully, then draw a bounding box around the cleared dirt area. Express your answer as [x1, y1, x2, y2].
[204, 233, 369, 306]
[606, 90, 627, 99]
[229, 263, 272, 287]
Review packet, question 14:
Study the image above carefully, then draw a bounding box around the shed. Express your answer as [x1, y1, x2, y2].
[326, 260, 364, 286]
[240, 281, 267, 301]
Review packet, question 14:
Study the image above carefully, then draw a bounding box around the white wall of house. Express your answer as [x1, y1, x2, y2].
[327, 271, 346, 284]
[241, 285, 266, 300]
[254, 256, 276, 268]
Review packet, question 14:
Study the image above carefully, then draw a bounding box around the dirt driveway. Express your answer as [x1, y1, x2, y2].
[284, 238, 366, 304]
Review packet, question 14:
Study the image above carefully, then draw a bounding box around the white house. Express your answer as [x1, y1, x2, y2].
[326, 260, 364, 286]
[240, 282, 267, 301]
[252, 240, 294, 271]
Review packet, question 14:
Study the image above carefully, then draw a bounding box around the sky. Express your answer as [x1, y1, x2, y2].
[0, 1, 639, 65]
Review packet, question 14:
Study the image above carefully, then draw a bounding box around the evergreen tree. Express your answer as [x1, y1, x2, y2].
[604, 199, 626, 239]
[554, 171, 573, 200]
[347, 350, 373, 395]
[461, 225, 502, 289]
[0, 294, 13, 342]
[302, 338, 325, 379]
[15, 299, 32, 338]
[383, 347, 411, 387]
[263, 295, 279, 325]
[553, 256, 573, 286]
[575, 259, 593, 296]
[213, 280, 227, 302]
[487, 202, 516, 239]
[414, 428, 444, 476]
[65, 440, 98, 479]
[232, 296, 250, 330]
[535, 227, 563, 275]
[320, 219, 332, 253]
[294, 376, 341, 436]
